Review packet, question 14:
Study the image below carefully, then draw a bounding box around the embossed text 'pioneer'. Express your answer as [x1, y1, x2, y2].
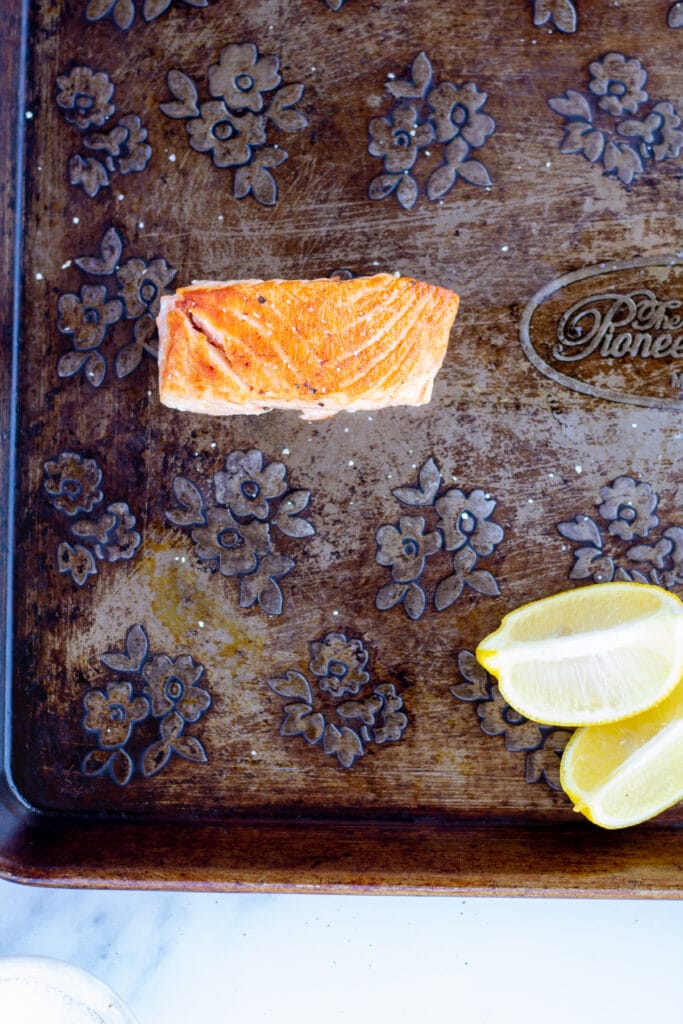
[520, 257, 683, 408]
[555, 290, 683, 362]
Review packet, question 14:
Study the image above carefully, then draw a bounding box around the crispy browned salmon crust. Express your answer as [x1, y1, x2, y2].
[157, 274, 459, 419]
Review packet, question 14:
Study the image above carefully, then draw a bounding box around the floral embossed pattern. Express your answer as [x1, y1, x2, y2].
[558, 475, 683, 589]
[165, 448, 314, 615]
[451, 651, 572, 793]
[531, 0, 577, 33]
[269, 633, 408, 768]
[56, 67, 152, 197]
[57, 226, 176, 386]
[367, 52, 496, 210]
[160, 42, 308, 206]
[374, 458, 504, 620]
[82, 624, 211, 785]
[85, 0, 208, 31]
[43, 451, 142, 586]
[549, 53, 683, 186]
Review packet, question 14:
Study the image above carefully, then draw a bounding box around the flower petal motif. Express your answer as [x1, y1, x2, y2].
[186, 101, 264, 167]
[142, 653, 210, 721]
[116, 257, 177, 319]
[598, 476, 658, 540]
[376, 514, 442, 583]
[83, 680, 149, 747]
[435, 487, 503, 556]
[559, 121, 606, 162]
[569, 545, 615, 582]
[102, 114, 152, 173]
[368, 105, 433, 173]
[57, 285, 122, 351]
[476, 685, 544, 752]
[309, 633, 370, 697]
[214, 448, 287, 520]
[588, 53, 648, 116]
[56, 66, 115, 129]
[44, 452, 103, 516]
[428, 81, 495, 146]
[208, 43, 281, 112]
[191, 507, 271, 576]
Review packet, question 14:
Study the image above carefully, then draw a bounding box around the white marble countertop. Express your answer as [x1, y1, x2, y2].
[0, 879, 682, 1022]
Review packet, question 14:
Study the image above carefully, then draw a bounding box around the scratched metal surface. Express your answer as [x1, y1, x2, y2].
[9, 0, 683, 835]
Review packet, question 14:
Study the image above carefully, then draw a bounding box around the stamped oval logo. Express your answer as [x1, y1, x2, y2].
[520, 256, 683, 408]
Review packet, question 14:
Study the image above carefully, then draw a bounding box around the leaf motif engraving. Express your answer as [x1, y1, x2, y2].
[160, 70, 200, 118]
[392, 457, 441, 507]
[323, 723, 364, 767]
[386, 51, 433, 99]
[266, 83, 308, 131]
[165, 475, 207, 526]
[548, 89, 593, 122]
[532, 0, 577, 33]
[268, 670, 313, 703]
[557, 515, 603, 547]
[457, 158, 492, 188]
[75, 227, 124, 275]
[101, 623, 149, 673]
[272, 490, 314, 538]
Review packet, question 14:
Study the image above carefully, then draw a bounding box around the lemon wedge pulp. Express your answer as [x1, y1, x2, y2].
[476, 582, 683, 727]
[561, 679, 683, 828]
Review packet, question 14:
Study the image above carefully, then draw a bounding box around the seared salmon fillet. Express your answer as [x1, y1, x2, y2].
[157, 274, 459, 420]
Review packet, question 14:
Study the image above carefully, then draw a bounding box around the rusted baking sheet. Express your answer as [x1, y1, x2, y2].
[1, 0, 682, 893]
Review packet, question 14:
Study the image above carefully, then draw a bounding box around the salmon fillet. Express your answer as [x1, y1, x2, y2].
[157, 274, 459, 420]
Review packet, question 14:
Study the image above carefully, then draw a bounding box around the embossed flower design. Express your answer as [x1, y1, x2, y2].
[116, 256, 177, 320]
[57, 228, 175, 388]
[71, 501, 142, 562]
[435, 488, 504, 556]
[549, 53, 683, 186]
[531, 0, 577, 33]
[85, 0, 209, 30]
[166, 449, 314, 616]
[428, 81, 495, 147]
[375, 458, 504, 620]
[142, 654, 211, 722]
[43, 451, 142, 586]
[309, 633, 370, 697]
[56, 67, 152, 197]
[57, 285, 123, 353]
[186, 102, 266, 165]
[618, 102, 683, 162]
[191, 507, 270, 576]
[214, 449, 288, 521]
[82, 625, 211, 786]
[56, 67, 115, 129]
[376, 516, 442, 584]
[367, 52, 496, 210]
[450, 650, 572, 793]
[588, 53, 648, 116]
[368, 105, 434, 173]
[161, 43, 307, 206]
[43, 452, 103, 516]
[83, 681, 149, 748]
[208, 43, 281, 112]
[269, 633, 408, 769]
[558, 475, 683, 589]
[597, 476, 658, 540]
[84, 114, 152, 173]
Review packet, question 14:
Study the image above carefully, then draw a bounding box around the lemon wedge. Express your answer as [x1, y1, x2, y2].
[561, 679, 683, 828]
[476, 582, 683, 727]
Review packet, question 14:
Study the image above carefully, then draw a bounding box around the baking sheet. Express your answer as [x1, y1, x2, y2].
[2, 0, 683, 892]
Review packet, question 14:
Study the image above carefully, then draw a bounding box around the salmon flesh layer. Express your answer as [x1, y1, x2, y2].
[157, 274, 460, 420]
